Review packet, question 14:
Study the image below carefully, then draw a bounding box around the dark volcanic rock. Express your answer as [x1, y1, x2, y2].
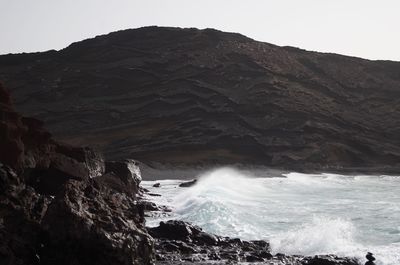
[179, 179, 197, 187]
[0, 83, 155, 265]
[1, 27, 400, 171]
[149, 220, 272, 263]
[149, 220, 359, 265]
[97, 159, 141, 196]
[0, 82, 53, 171]
[149, 220, 204, 242]
[366, 252, 375, 262]
[138, 200, 171, 213]
[0, 163, 51, 265]
[23, 144, 105, 196]
[41, 179, 154, 265]
[302, 255, 359, 265]
[0, 81, 105, 194]
[51, 143, 105, 179]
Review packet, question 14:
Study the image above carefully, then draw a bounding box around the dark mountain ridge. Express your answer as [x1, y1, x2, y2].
[1, 26, 399, 172]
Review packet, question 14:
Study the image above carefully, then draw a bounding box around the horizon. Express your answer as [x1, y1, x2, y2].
[1, 0, 400, 61]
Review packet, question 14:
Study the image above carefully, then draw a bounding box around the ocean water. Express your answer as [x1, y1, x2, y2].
[142, 167, 400, 265]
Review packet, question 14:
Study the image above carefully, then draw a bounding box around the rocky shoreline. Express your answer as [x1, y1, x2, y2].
[1, 82, 364, 264]
[146, 219, 359, 265]
[139, 183, 361, 265]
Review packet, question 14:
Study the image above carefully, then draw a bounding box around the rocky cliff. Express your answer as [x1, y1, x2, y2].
[1, 26, 400, 171]
[0, 82, 154, 264]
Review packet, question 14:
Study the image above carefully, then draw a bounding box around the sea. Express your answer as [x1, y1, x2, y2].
[142, 167, 400, 265]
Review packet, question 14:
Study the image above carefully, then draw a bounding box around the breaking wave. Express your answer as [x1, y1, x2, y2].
[142, 167, 400, 265]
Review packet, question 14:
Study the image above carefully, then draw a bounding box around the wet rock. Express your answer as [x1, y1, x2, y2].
[302, 254, 359, 265]
[149, 220, 272, 263]
[179, 179, 197, 187]
[153, 182, 161, 187]
[208, 252, 221, 260]
[24, 167, 77, 196]
[140, 200, 160, 211]
[23, 144, 105, 196]
[103, 159, 141, 195]
[0, 163, 51, 265]
[51, 144, 105, 179]
[0, 83, 155, 265]
[139, 200, 172, 214]
[246, 253, 264, 262]
[148, 193, 162, 196]
[259, 250, 273, 259]
[196, 231, 218, 246]
[149, 220, 202, 242]
[163, 240, 197, 254]
[365, 252, 376, 265]
[141, 187, 150, 193]
[149, 220, 360, 265]
[0, 162, 19, 192]
[366, 252, 375, 261]
[41, 179, 154, 265]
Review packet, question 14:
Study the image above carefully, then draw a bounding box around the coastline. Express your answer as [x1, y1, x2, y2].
[139, 178, 363, 265]
[139, 162, 400, 181]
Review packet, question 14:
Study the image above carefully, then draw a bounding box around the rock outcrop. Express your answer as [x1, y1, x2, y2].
[179, 179, 197, 187]
[41, 179, 153, 265]
[1, 27, 400, 172]
[99, 159, 142, 196]
[0, 162, 51, 265]
[0, 83, 154, 265]
[0, 82, 53, 171]
[148, 220, 359, 265]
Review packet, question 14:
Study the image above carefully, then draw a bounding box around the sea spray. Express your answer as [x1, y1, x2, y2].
[270, 215, 358, 255]
[142, 167, 400, 265]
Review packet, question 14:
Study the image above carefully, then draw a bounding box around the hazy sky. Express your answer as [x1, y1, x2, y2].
[1, 0, 399, 61]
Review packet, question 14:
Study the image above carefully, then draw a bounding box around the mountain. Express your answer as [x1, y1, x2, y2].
[1, 26, 399, 172]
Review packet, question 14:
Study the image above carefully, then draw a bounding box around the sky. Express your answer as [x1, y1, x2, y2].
[1, 0, 399, 61]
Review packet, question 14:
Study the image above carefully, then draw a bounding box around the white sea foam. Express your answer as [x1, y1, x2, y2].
[142, 167, 400, 265]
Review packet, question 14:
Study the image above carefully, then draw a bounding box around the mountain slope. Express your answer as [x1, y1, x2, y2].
[1, 26, 399, 171]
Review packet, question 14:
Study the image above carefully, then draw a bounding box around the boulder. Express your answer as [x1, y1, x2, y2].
[149, 220, 272, 263]
[302, 255, 359, 265]
[366, 252, 375, 262]
[41, 179, 154, 265]
[0, 163, 51, 265]
[51, 143, 105, 179]
[20, 117, 53, 169]
[148, 220, 203, 242]
[23, 144, 105, 196]
[103, 159, 141, 195]
[179, 179, 197, 187]
[138, 200, 171, 213]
